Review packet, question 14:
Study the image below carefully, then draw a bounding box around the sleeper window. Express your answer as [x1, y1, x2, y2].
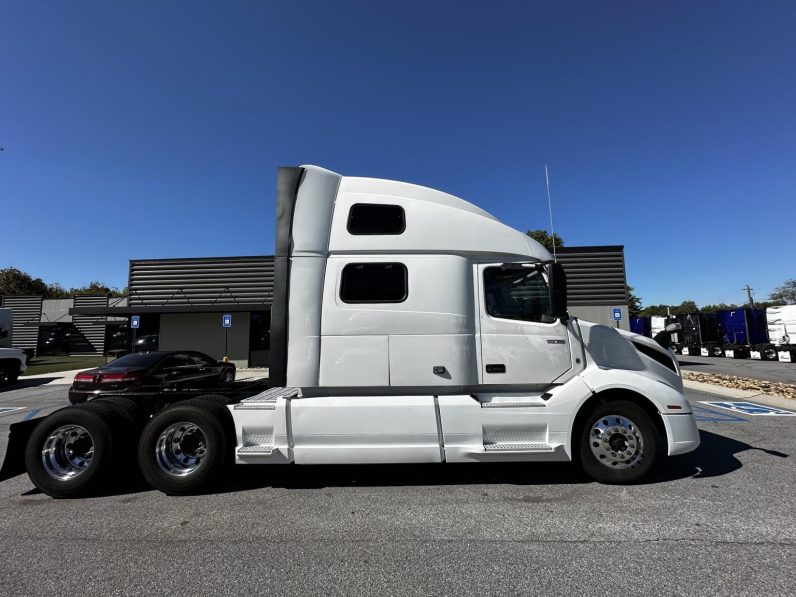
[484, 266, 552, 323]
[347, 204, 406, 235]
[340, 263, 408, 303]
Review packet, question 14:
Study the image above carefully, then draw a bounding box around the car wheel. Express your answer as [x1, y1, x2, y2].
[25, 403, 126, 498]
[578, 400, 660, 484]
[137, 399, 232, 495]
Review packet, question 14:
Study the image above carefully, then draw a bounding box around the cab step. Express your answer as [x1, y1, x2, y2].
[236, 445, 274, 455]
[234, 386, 299, 410]
[483, 442, 554, 452]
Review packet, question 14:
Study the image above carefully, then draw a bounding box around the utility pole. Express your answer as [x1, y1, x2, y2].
[743, 285, 755, 308]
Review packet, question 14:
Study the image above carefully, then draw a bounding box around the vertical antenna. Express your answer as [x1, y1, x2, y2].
[544, 164, 557, 262]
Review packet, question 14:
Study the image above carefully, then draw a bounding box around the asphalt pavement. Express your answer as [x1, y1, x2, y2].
[0, 380, 794, 596]
[678, 354, 796, 384]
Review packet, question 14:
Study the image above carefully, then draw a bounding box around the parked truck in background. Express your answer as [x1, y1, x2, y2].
[667, 312, 719, 356]
[0, 165, 699, 497]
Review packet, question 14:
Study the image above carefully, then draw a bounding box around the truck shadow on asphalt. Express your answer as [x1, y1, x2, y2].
[209, 429, 789, 494]
[0, 378, 60, 392]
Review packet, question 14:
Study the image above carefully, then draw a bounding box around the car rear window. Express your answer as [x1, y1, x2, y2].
[105, 353, 164, 368]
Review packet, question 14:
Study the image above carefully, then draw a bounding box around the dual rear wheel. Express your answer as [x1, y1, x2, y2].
[25, 397, 233, 498]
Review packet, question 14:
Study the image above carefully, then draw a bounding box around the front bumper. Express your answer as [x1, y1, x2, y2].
[662, 412, 700, 456]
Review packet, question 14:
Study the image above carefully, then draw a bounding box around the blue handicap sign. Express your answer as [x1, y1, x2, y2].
[700, 401, 796, 416]
[130, 315, 140, 329]
[222, 314, 232, 328]
[613, 308, 622, 320]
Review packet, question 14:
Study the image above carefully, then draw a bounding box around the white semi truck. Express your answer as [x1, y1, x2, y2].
[0, 166, 699, 497]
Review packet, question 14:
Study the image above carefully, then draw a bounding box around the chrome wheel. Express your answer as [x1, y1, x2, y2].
[589, 415, 644, 470]
[155, 422, 207, 477]
[41, 425, 95, 480]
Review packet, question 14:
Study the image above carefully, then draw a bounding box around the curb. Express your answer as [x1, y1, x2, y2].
[683, 379, 796, 411]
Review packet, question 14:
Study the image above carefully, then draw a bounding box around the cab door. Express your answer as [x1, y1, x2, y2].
[478, 264, 571, 386]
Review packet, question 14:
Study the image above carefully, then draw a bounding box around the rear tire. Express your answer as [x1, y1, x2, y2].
[137, 399, 232, 495]
[578, 400, 660, 484]
[25, 403, 126, 498]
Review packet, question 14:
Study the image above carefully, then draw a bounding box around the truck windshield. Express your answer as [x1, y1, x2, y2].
[484, 266, 553, 323]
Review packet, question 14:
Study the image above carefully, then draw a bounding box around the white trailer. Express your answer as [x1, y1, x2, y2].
[5, 166, 699, 497]
[767, 305, 796, 362]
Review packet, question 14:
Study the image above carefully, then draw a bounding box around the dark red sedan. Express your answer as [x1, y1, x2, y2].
[68, 351, 236, 404]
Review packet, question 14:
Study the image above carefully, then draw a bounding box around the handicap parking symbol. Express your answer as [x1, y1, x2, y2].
[700, 401, 796, 416]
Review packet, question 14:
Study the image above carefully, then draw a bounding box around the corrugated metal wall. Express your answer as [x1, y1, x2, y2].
[128, 256, 274, 306]
[71, 295, 108, 354]
[1, 295, 43, 354]
[554, 246, 628, 306]
[41, 299, 73, 324]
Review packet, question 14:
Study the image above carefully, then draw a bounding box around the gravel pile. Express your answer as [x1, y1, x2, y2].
[682, 370, 796, 401]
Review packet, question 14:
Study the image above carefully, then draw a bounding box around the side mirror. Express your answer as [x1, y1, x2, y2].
[548, 262, 568, 321]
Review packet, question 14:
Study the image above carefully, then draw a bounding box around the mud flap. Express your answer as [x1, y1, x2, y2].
[0, 417, 43, 482]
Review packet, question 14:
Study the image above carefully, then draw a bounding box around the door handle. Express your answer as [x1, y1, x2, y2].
[486, 364, 506, 374]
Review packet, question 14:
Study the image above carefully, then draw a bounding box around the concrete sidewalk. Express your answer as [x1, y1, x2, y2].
[683, 378, 796, 410]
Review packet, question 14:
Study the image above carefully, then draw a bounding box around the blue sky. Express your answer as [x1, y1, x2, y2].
[1, 1, 794, 307]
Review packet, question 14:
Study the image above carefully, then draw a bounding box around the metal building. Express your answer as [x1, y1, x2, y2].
[554, 245, 629, 328]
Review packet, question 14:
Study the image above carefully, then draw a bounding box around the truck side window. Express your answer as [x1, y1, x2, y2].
[347, 204, 406, 235]
[340, 263, 408, 303]
[484, 266, 552, 323]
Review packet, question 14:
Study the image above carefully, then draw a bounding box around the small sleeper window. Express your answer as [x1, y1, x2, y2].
[340, 263, 408, 303]
[347, 203, 406, 235]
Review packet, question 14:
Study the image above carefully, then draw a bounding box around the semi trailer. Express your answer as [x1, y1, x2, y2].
[767, 305, 796, 363]
[0, 165, 699, 497]
[630, 316, 652, 337]
[717, 308, 768, 359]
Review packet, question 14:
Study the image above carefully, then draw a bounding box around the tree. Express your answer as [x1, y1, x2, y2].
[699, 303, 739, 313]
[0, 268, 127, 298]
[627, 285, 642, 317]
[671, 300, 698, 314]
[769, 279, 796, 305]
[0, 268, 49, 296]
[69, 281, 126, 297]
[638, 304, 670, 317]
[525, 229, 564, 250]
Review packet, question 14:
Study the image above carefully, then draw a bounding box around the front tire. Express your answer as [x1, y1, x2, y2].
[578, 400, 660, 484]
[137, 400, 232, 495]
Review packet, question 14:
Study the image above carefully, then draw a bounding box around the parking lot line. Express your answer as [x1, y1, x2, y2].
[690, 404, 748, 423]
